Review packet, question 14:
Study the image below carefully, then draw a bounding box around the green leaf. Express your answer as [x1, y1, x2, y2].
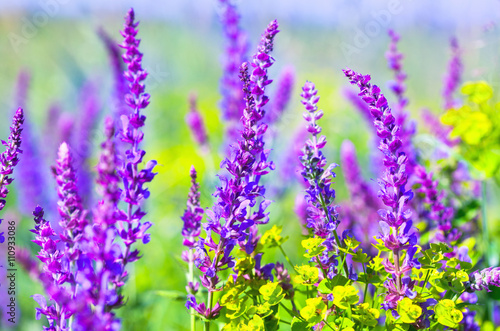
[291, 318, 310, 331]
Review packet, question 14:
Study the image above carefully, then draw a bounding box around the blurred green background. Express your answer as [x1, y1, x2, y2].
[0, 1, 500, 330]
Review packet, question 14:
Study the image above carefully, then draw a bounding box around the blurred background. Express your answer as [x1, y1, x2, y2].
[0, 0, 499, 330]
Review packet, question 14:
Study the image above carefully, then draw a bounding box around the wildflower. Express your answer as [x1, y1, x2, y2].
[115, 7, 156, 281]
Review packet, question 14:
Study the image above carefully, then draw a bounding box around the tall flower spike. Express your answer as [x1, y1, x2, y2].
[194, 20, 278, 321]
[218, 0, 249, 152]
[186, 93, 209, 151]
[442, 37, 462, 110]
[414, 165, 460, 245]
[74, 81, 101, 206]
[31, 205, 73, 331]
[116, 7, 156, 287]
[268, 65, 295, 124]
[98, 28, 127, 121]
[74, 117, 122, 331]
[385, 30, 417, 175]
[219, 0, 248, 121]
[181, 166, 203, 249]
[343, 68, 419, 310]
[55, 142, 86, 244]
[299, 81, 339, 237]
[299, 81, 348, 279]
[0, 108, 24, 212]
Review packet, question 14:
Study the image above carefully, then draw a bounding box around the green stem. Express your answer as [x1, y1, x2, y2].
[481, 181, 489, 263]
[279, 245, 297, 273]
[362, 263, 369, 304]
[324, 321, 335, 330]
[318, 192, 349, 277]
[420, 270, 431, 295]
[188, 250, 196, 331]
[205, 291, 213, 331]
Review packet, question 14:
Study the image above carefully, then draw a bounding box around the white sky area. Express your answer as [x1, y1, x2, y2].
[1, 0, 499, 30]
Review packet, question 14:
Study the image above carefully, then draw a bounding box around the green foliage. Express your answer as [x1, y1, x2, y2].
[442, 81, 500, 179]
[434, 299, 464, 328]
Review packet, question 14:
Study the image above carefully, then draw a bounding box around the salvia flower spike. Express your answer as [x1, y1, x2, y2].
[343, 68, 420, 309]
[192, 19, 279, 322]
[0, 107, 24, 212]
[116, 7, 156, 285]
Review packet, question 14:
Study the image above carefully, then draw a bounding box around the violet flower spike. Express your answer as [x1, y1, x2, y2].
[194, 20, 279, 321]
[414, 165, 460, 245]
[343, 68, 419, 309]
[74, 81, 101, 206]
[54, 142, 86, 246]
[116, 8, 156, 285]
[299, 81, 339, 238]
[298, 81, 349, 279]
[75, 117, 122, 331]
[468, 267, 500, 292]
[0, 108, 24, 212]
[31, 205, 72, 331]
[268, 65, 295, 123]
[442, 37, 462, 110]
[340, 140, 382, 246]
[385, 30, 417, 175]
[98, 27, 127, 121]
[186, 93, 209, 152]
[218, 0, 248, 122]
[182, 166, 203, 250]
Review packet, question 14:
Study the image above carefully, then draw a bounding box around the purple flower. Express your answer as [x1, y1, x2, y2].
[98, 27, 127, 121]
[185, 93, 209, 151]
[268, 65, 295, 123]
[31, 206, 74, 330]
[339, 140, 381, 246]
[73, 82, 101, 207]
[344, 68, 419, 309]
[414, 165, 461, 245]
[468, 267, 500, 292]
[0, 108, 24, 212]
[115, 7, 156, 282]
[218, 0, 248, 122]
[75, 117, 123, 330]
[385, 30, 417, 175]
[421, 108, 459, 147]
[195, 20, 278, 314]
[299, 81, 339, 238]
[54, 142, 86, 246]
[182, 166, 203, 249]
[218, 0, 249, 151]
[442, 37, 462, 110]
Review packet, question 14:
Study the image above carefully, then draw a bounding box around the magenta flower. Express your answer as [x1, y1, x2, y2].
[468, 267, 500, 292]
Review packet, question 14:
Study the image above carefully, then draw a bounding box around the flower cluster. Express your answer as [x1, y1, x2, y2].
[442, 37, 462, 110]
[27, 8, 156, 330]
